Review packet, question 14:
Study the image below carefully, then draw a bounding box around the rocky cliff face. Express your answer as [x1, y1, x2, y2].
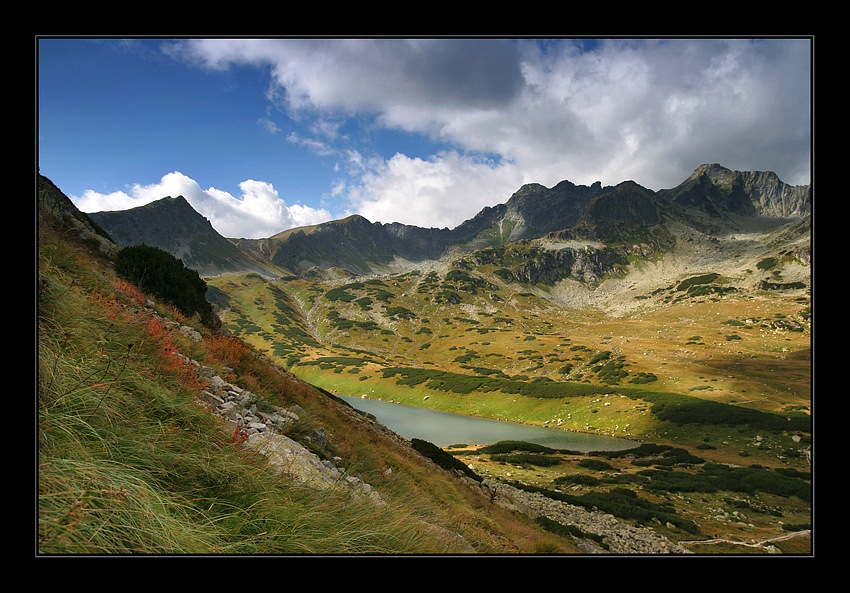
[87, 195, 281, 277]
[558, 181, 665, 244]
[259, 215, 454, 274]
[81, 164, 811, 284]
[658, 163, 811, 219]
[38, 173, 120, 258]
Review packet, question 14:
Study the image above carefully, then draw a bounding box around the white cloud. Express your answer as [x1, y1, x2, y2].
[72, 172, 332, 239]
[345, 152, 526, 229]
[258, 117, 280, 134]
[287, 132, 335, 156]
[161, 38, 811, 230]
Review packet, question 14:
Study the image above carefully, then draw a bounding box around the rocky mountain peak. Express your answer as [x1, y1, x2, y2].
[77, 163, 811, 280]
[661, 163, 811, 219]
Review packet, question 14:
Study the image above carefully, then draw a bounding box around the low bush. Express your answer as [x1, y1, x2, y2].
[115, 245, 219, 329]
[512, 484, 700, 534]
[478, 441, 559, 455]
[490, 453, 562, 467]
[676, 273, 719, 291]
[578, 459, 615, 471]
[411, 439, 482, 482]
[535, 517, 609, 550]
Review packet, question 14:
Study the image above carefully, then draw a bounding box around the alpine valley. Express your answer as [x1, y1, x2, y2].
[38, 163, 813, 555]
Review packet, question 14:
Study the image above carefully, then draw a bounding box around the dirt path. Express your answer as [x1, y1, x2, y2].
[678, 529, 811, 552]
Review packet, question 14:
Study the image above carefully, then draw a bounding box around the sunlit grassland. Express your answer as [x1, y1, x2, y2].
[203, 264, 811, 554]
[40, 231, 581, 555]
[207, 270, 810, 432]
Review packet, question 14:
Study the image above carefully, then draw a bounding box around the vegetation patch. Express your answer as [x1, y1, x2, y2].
[490, 453, 562, 467]
[115, 245, 219, 329]
[640, 393, 811, 433]
[477, 441, 560, 454]
[676, 273, 720, 291]
[617, 464, 812, 501]
[385, 306, 417, 320]
[630, 372, 658, 384]
[756, 257, 778, 271]
[411, 438, 482, 482]
[534, 516, 609, 550]
[512, 484, 700, 534]
[577, 458, 615, 471]
[299, 356, 378, 370]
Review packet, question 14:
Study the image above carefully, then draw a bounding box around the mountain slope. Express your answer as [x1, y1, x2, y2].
[84, 164, 811, 284]
[234, 214, 454, 275]
[88, 195, 284, 278]
[654, 163, 812, 234]
[38, 173, 582, 555]
[38, 171, 813, 554]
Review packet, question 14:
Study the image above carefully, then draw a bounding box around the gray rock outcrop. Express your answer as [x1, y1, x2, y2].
[198, 369, 385, 505]
[472, 478, 691, 555]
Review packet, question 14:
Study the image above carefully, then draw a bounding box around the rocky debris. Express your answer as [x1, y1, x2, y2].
[199, 371, 385, 505]
[151, 312, 386, 505]
[471, 478, 691, 555]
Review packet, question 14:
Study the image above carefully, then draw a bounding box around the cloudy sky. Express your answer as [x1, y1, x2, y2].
[37, 37, 812, 239]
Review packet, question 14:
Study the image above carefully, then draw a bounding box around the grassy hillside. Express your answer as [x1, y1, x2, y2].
[38, 170, 812, 554]
[37, 220, 583, 555]
[205, 249, 813, 554]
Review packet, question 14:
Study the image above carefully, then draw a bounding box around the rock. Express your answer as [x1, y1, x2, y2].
[480, 479, 691, 554]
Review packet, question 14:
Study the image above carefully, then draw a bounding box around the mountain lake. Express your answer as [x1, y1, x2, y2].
[338, 395, 640, 451]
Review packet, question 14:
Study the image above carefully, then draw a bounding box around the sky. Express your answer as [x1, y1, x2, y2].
[37, 37, 812, 240]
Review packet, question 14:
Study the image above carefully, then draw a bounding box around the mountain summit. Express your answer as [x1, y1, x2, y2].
[84, 164, 811, 281]
[88, 195, 283, 277]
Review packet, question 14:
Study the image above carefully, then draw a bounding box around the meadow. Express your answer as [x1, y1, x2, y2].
[206, 262, 812, 553]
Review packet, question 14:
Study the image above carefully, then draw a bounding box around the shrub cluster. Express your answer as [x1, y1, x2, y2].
[534, 516, 609, 550]
[676, 273, 720, 291]
[381, 367, 602, 398]
[410, 438, 482, 482]
[577, 459, 615, 471]
[477, 441, 559, 454]
[114, 245, 219, 329]
[625, 464, 811, 501]
[512, 483, 700, 534]
[490, 453, 562, 467]
[648, 395, 811, 432]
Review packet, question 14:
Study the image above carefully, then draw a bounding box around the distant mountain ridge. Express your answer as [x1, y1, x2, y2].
[88, 195, 283, 277]
[81, 163, 811, 280]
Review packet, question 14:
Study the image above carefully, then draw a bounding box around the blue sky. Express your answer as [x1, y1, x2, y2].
[37, 37, 812, 239]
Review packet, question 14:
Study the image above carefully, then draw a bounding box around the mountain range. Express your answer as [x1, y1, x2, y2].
[84, 163, 811, 304]
[84, 164, 812, 284]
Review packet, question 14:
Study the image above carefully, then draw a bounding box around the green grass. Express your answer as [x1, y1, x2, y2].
[201, 252, 811, 554]
[39, 231, 567, 555]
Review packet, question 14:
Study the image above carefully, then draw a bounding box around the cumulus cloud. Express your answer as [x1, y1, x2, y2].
[175, 38, 525, 117]
[162, 37, 811, 230]
[344, 152, 527, 229]
[72, 171, 332, 239]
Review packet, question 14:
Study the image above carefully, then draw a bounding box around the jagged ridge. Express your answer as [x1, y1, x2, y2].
[83, 164, 811, 283]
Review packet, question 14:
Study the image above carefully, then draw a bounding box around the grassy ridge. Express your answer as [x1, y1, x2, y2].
[37, 225, 580, 555]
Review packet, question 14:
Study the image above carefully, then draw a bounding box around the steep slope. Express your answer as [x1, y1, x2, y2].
[234, 215, 454, 275]
[655, 163, 812, 234]
[38, 174, 583, 555]
[88, 194, 283, 278]
[37, 173, 119, 260]
[38, 171, 811, 554]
